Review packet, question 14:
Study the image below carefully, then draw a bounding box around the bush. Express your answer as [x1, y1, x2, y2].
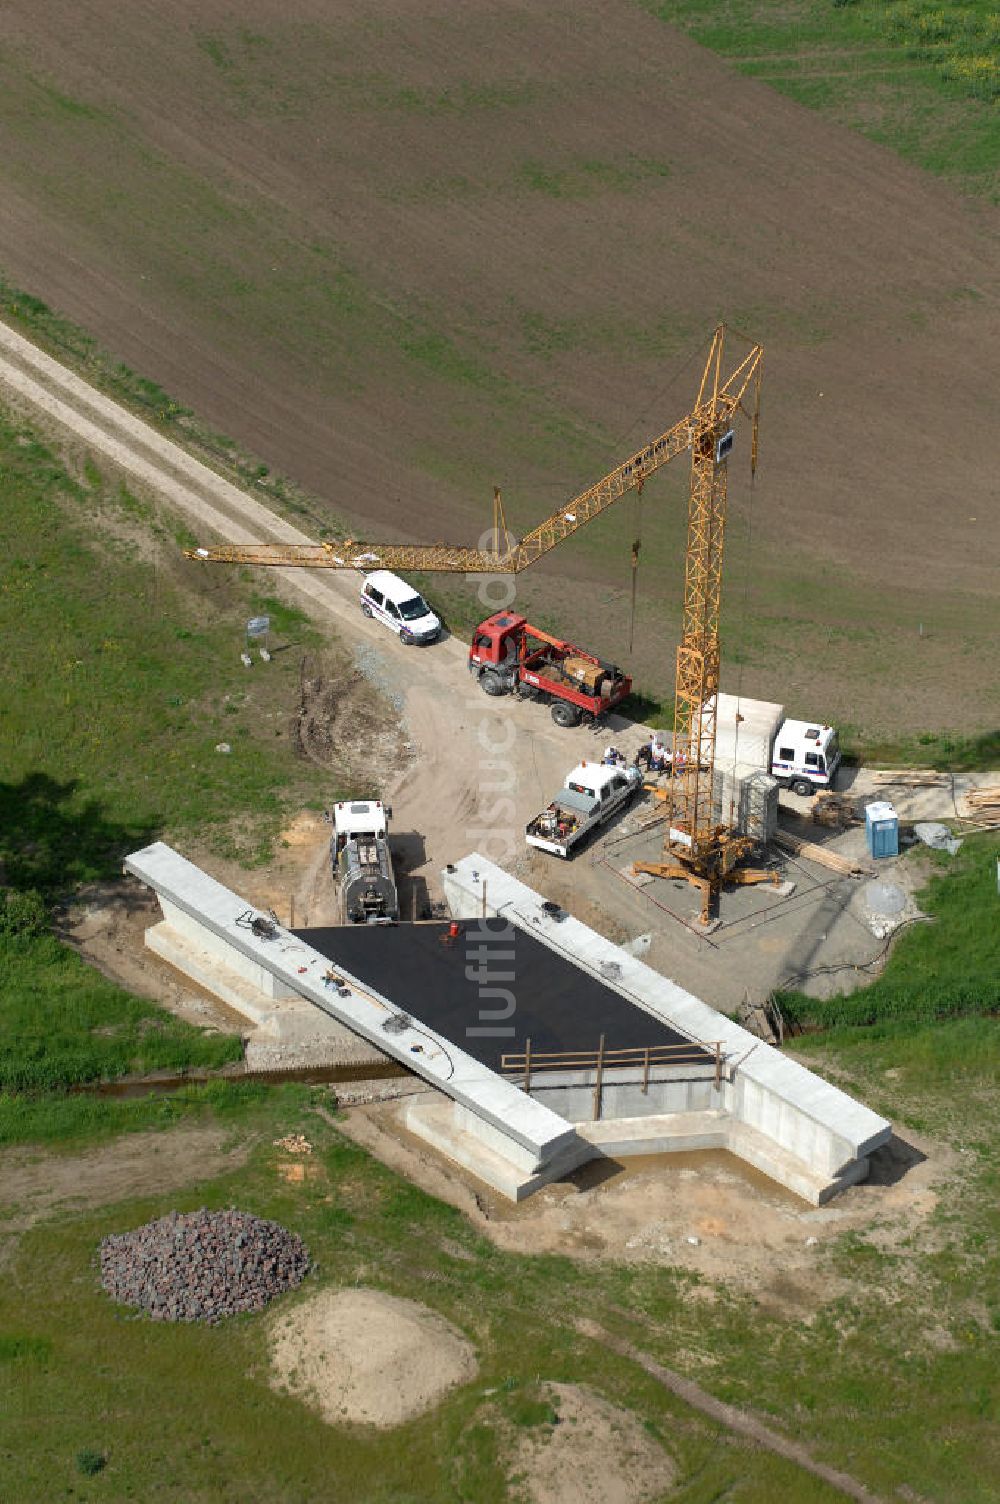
[0, 888, 49, 939]
[76, 1448, 107, 1475]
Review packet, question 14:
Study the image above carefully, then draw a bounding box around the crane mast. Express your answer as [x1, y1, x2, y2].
[186, 326, 765, 920]
[632, 330, 768, 921]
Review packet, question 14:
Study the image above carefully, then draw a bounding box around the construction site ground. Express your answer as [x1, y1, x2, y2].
[519, 768, 996, 1018]
[334, 1094, 951, 1321]
[60, 563, 996, 1058]
[8, 307, 987, 1070]
[70, 722, 999, 1061]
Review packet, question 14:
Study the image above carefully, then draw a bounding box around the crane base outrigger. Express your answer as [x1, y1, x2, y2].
[634, 780, 779, 924]
[633, 833, 779, 928]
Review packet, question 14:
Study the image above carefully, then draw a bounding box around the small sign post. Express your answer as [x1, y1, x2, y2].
[245, 614, 271, 663]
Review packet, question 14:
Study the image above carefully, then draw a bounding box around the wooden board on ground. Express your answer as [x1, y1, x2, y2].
[774, 827, 874, 877]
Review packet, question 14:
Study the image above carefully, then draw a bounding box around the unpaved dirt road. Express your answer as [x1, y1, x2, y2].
[0, 318, 604, 901]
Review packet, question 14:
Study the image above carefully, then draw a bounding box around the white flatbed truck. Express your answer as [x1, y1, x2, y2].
[526, 762, 642, 858]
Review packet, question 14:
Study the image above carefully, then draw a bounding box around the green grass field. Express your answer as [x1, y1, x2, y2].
[2, 1016, 999, 1501]
[778, 831, 1000, 1027]
[0, 1077, 269, 1152]
[0, 929, 241, 1097]
[0, 407, 339, 873]
[0, 405, 363, 1141]
[645, 0, 1000, 198]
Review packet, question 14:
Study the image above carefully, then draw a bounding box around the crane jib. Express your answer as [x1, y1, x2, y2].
[184, 342, 758, 579]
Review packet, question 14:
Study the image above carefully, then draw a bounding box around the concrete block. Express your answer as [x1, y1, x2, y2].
[403, 1098, 589, 1200]
[146, 922, 385, 1059]
[146, 923, 268, 1028]
[159, 898, 298, 1000]
[580, 1112, 729, 1158]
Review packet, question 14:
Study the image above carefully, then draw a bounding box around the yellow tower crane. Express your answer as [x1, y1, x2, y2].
[187, 326, 766, 921]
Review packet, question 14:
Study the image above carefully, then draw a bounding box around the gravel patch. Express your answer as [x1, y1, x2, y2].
[99, 1207, 309, 1324]
[352, 642, 406, 712]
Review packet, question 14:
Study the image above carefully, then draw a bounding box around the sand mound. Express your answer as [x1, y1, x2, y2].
[269, 1287, 477, 1428]
[513, 1383, 675, 1504]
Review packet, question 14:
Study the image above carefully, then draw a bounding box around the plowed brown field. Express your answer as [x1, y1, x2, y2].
[0, 0, 997, 732]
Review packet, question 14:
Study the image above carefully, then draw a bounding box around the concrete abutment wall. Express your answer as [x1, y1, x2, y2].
[444, 856, 891, 1197]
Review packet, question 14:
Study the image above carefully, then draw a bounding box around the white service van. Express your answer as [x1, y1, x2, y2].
[360, 570, 441, 645]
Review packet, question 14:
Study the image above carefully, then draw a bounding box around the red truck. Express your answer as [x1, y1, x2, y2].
[468, 612, 632, 727]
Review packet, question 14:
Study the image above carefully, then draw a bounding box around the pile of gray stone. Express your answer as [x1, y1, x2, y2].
[99, 1207, 309, 1324]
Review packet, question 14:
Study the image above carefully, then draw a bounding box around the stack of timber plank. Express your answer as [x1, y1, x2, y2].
[869, 769, 949, 788]
[960, 787, 1000, 828]
[811, 792, 860, 828]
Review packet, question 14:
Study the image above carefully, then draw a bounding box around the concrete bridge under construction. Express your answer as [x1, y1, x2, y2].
[125, 842, 892, 1205]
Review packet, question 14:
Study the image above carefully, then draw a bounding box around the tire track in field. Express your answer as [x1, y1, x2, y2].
[576, 1319, 887, 1503]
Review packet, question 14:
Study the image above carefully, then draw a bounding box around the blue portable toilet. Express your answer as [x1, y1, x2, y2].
[865, 800, 899, 860]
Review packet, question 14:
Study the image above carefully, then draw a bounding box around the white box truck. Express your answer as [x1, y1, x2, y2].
[711, 694, 840, 797]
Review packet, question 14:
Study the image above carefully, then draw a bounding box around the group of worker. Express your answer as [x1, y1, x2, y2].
[601, 733, 687, 775]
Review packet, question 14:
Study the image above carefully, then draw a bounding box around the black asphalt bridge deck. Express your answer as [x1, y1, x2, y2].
[295, 921, 706, 1073]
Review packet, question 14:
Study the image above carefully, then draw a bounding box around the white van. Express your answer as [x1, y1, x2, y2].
[359, 570, 441, 645]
